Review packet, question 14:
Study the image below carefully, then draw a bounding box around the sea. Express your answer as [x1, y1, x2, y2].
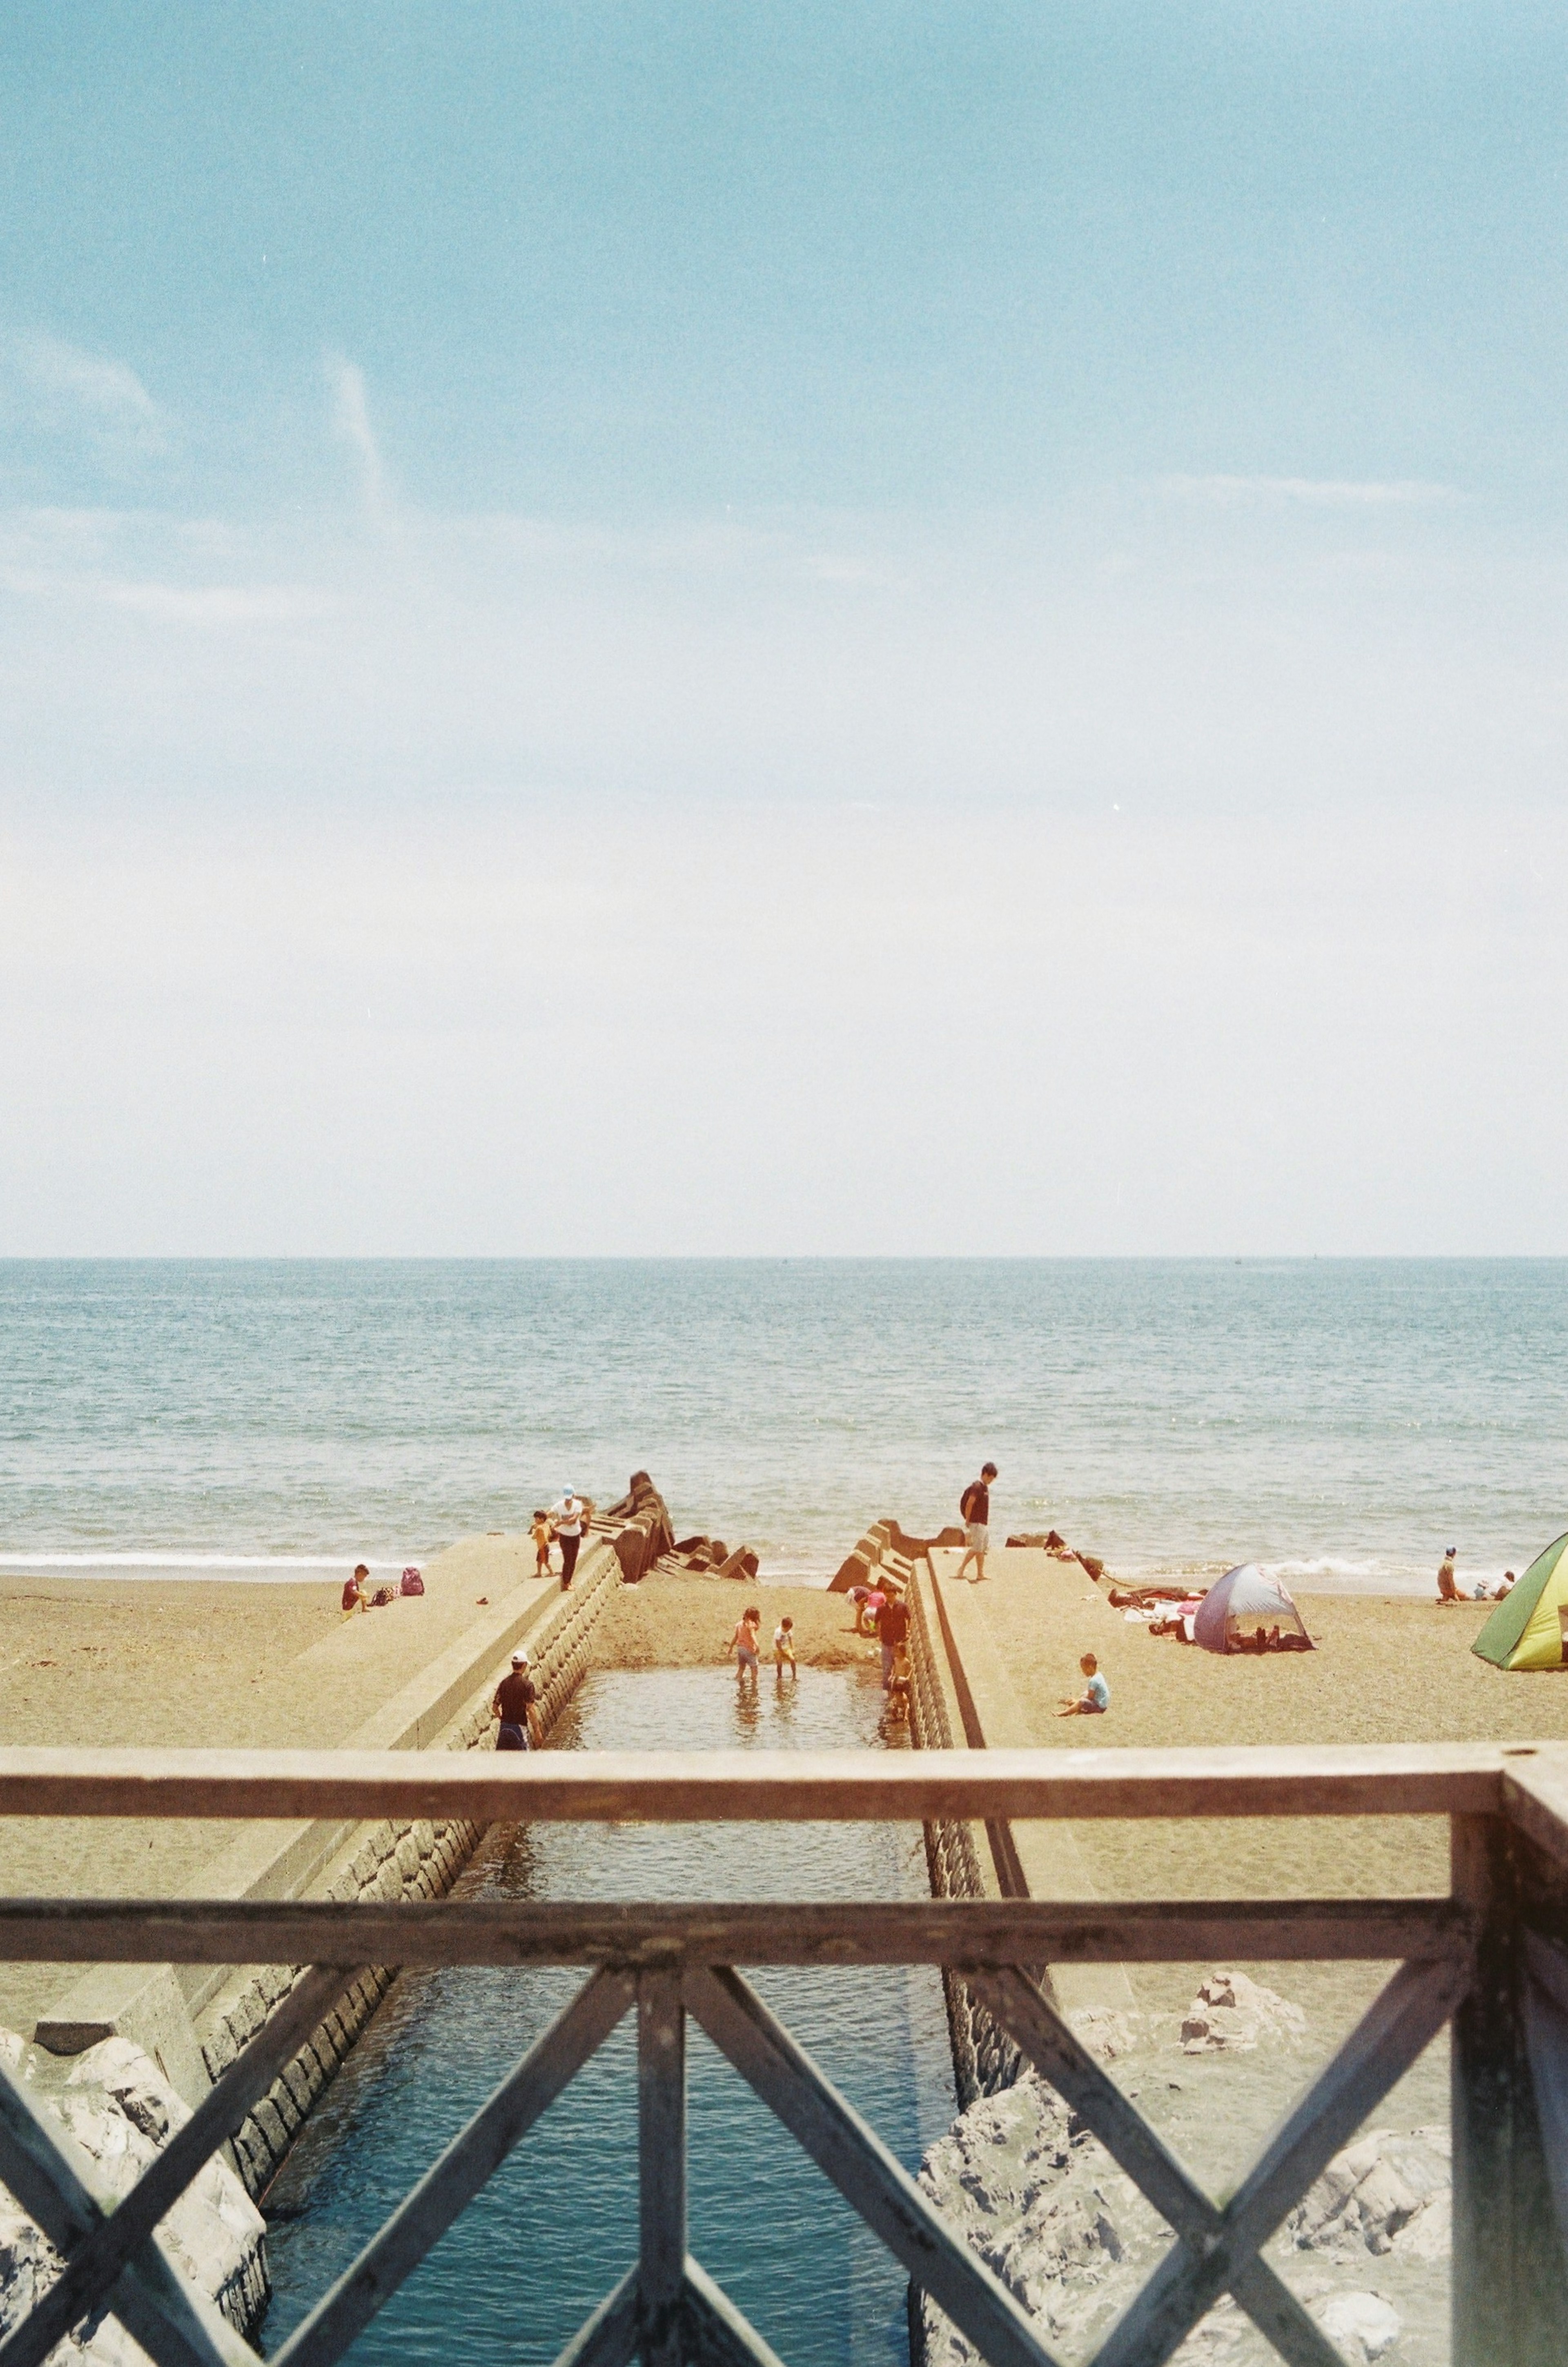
[2, 1259, 1564, 1597]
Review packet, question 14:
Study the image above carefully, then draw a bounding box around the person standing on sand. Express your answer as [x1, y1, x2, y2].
[551, 1489, 586, 1590]
[731, 1605, 762, 1691]
[875, 1588, 909, 1689]
[956, 1464, 998, 1583]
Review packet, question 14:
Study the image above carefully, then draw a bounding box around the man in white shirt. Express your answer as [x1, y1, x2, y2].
[551, 1489, 586, 1590]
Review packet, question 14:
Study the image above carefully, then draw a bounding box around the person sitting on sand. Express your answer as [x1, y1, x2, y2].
[492, 1649, 537, 1752]
[731, 1605, 762, 1688]
[530, 1511, 553, 1578]
[341, 1563, 371, 1616]
[1496, 1570, 1517, 1600]
[1436, 1547, 1461, 1604]
[1056, 1652, 1109, 1716]
[773, 1616, 797, 1675]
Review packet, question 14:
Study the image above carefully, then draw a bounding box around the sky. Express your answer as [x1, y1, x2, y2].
[1, 2, 1565, 1254]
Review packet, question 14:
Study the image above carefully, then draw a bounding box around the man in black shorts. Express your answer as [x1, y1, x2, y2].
[956, 1463, 998, 1583]
[492, 1648, 537, 1750]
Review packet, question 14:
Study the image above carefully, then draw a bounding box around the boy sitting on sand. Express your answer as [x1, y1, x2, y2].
[530, 1511, 553, 1578]
[341, 1563, 371, 1616]
[773, 1616, 797, 1674]
[1057, 1652, 1109, 1716]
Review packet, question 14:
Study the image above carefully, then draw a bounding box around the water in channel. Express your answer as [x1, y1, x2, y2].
[261, 1667, 956, 2367]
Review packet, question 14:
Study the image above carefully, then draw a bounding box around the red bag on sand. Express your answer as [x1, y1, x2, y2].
[401, 1567, 425, 1596]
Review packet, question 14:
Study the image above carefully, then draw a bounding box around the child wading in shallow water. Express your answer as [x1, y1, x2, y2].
[773, 1616, 796, 1675]
[1057, 1652, 1109, 1717]
[731, 1605, 762, 1689]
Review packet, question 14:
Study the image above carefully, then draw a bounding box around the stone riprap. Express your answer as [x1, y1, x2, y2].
[911, 1975, 1450, 2367]
[0, 2026, 268, 2356]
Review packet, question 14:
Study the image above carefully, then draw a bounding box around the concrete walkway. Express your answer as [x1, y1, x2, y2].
[929, 1545, 1134, 2016]
[0, 1531, 572, 2036]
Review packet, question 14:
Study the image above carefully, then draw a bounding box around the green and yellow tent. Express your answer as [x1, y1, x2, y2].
[1474, 1533, 1568, 1670]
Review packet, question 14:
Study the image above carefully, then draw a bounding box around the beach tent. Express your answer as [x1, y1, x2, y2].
[1473, 1532, 1568, 1670]
[1192, 1564, 1313, 1655]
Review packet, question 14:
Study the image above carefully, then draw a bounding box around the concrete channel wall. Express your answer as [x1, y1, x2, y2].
[209, 1537, 626, 2200]
[839, 1516, 1062, 2108]
[32, 1475, 675, 2208]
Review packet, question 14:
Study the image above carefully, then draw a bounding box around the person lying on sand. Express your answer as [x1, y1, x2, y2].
[1057, 1652, 1109, 1716]
[1436, 1548, 1461, 1604]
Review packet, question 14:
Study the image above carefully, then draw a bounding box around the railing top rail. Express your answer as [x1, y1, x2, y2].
[0, 1741, 1556, 1824]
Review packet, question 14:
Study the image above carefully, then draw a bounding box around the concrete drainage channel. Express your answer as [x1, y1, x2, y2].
[11, 1470, 677, 2355]
[210, 1533, 625, 2203]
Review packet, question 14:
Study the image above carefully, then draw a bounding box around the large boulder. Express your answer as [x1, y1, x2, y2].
[0, 2028, 269, 2363]
[1288, 2128, 1450, 2261]
[1180, 1970, 1307, 2053]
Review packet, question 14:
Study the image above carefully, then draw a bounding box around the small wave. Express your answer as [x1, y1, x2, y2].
[0, 1552, 400, 1578]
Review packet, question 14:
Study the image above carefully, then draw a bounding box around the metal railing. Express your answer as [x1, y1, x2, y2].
[2, 1743, 1568, 2367]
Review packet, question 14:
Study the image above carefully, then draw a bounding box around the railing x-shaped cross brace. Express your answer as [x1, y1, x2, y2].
[0, 1940, 1474, 2367]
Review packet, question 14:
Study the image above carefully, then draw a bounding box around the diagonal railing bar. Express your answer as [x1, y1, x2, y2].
[0, 1963, 351, 2367]
[271, 1967, 635, 2367]
[684, 1966, 1065, 2367]
[1089, 1950, 1471, 2367]
[968, 1967, 1343, 2367]
[679, 2252, 791, 2367]
[548, 2265, 641, 2367]
[0, 2050, 256, 2367]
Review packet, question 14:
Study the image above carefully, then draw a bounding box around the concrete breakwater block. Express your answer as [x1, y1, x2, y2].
[0, 2026, 270, 2354]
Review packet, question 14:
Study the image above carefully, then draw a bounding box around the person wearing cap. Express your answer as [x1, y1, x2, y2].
[1436, 1547, 1461, 1604]
[550, 1489, 586, 1590]
[492, 1649, 538, 1750]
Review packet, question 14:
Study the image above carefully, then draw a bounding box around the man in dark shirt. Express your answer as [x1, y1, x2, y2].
[492, 1649, 538, 1750]
[956, 1463, 998, 1583]
[875, 1589, 910, 1689]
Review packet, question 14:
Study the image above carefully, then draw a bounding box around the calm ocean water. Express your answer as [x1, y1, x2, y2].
[2, 1259, 1565, 1594]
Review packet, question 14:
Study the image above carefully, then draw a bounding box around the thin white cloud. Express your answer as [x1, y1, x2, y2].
[1164, 473, 1454, 509]
[325, 354, 392, 521]
[8, 330, 166, 450]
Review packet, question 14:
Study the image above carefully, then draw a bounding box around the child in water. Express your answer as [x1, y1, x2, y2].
[530, 1511, 553, 1579]
[731, 1606, 762, 1687]
[773, 1616, 797, 1675]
